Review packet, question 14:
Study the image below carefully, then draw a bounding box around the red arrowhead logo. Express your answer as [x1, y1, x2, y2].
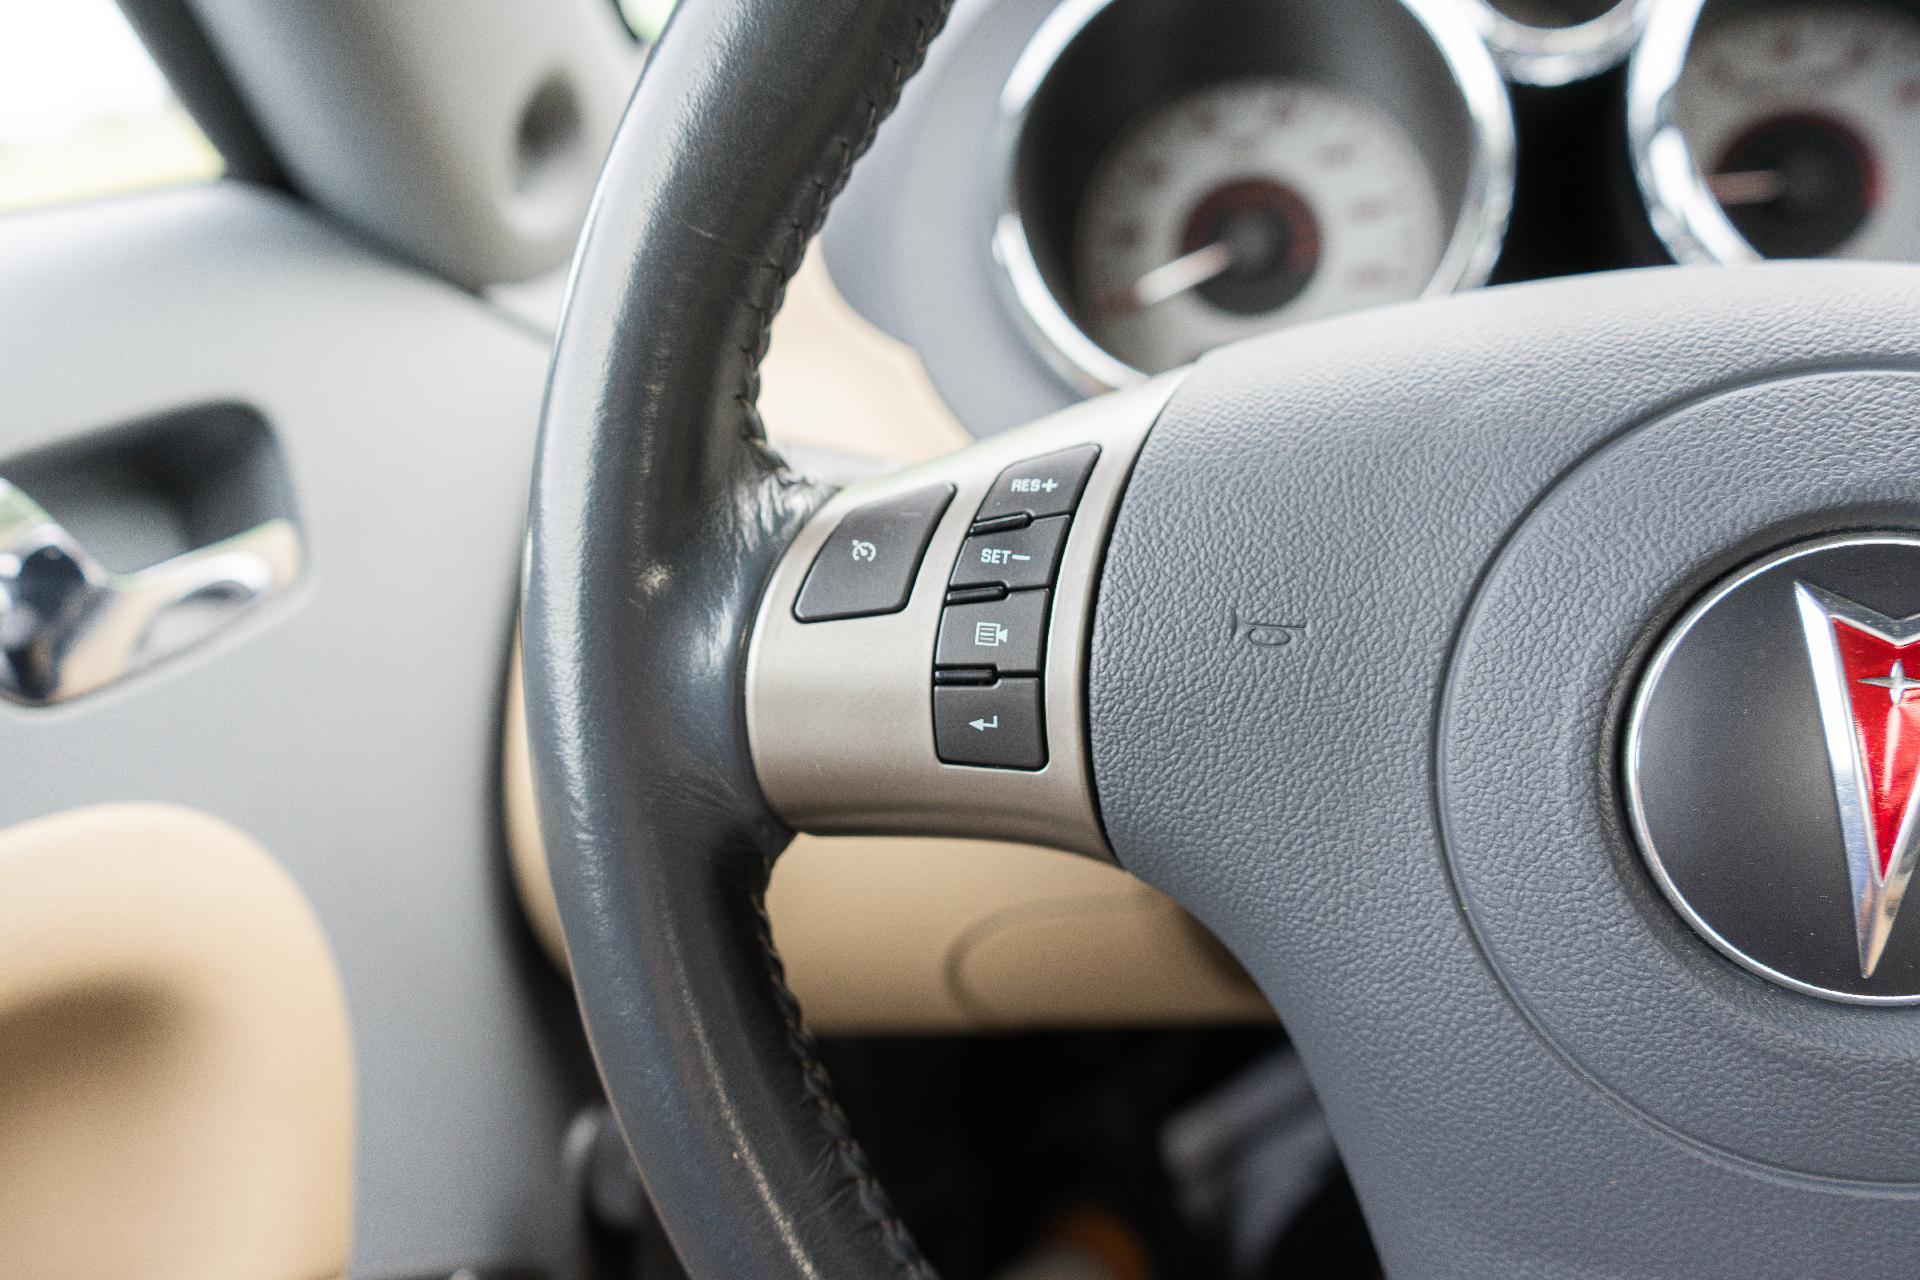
[1795, 583, 1920, 978]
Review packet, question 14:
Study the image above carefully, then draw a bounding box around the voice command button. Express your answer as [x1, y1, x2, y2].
[793, 484, 954, 622]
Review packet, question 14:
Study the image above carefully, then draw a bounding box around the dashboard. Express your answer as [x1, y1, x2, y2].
[822, 0, 1920, 430]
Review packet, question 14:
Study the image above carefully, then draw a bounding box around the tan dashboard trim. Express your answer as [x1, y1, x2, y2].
[0, 804, 354, 1280]
[765, 836, 1272, 1034]
[506, 256, 1270, 1033]
[754, 250, 975, 463]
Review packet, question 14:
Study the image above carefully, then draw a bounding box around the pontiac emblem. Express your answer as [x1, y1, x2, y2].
[1794, 584, 1920, 978]
[1625, 534, 1920, 1003]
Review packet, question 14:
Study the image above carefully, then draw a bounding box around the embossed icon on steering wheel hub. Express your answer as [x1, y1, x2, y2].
[1626, 533, 1920, 1003]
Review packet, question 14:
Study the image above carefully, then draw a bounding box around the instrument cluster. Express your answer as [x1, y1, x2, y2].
[993, 0, 1920, 392]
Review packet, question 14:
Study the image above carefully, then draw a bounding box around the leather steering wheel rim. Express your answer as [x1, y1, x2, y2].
[524, 1, 952, 1276]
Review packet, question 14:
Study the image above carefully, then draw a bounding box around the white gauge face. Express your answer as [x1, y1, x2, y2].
[1070, 78, 1446, 376]
[1674, 3, 1920, 261]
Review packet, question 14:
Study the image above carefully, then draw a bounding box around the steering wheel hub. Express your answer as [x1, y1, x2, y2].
[1441, 369, 1920, 1187]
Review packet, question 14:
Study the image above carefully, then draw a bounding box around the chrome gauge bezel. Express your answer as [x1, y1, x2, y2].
[1624, 0, 1760, 265]
[991, 0, 1516, 393]
[1465, 0, 1659, 87]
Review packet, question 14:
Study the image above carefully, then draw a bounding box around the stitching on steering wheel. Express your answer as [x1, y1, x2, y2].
[753, 854, 938, 1279]
[735, 4, 954, 1272]
[730, 0, 955, 446]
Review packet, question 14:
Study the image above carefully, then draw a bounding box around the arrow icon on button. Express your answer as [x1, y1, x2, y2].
[969, 716, 999, 732]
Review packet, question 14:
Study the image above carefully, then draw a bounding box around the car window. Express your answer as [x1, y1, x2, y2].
[0, 0, 222, 214]
[615, 0, 679, 44]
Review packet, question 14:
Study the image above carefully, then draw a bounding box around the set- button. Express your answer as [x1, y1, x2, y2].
[949, 517, 1070, 593]
[933, 445, 1100, 771]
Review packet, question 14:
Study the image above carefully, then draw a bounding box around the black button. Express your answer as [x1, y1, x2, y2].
[950, 516, 1070, 592]
[934, 678, 1046, 769]
[936, 590, 1048, 674]
[974, 445, 1100, 523]
[794, 485, 953, 622]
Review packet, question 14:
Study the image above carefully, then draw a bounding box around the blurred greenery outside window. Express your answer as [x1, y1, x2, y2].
[0, 0, 222, 214]
[616, 0, 679, 44]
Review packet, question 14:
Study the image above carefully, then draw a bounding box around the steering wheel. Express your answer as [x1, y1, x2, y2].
[523, 0, 1920, 1275]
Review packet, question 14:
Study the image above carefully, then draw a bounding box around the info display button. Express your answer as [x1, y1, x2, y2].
[935, 590, 1049, 674]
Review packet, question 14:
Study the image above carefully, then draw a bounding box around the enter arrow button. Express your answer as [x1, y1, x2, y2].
[933, 679, 1046, 770]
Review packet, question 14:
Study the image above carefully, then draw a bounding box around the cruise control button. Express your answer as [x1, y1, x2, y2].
[950, 516, 1069, 591]
[934, 678, 1046, 769]
[973, 445, 1100, 523]
[794, 484, 953, 622]
[936, 590, 1048, 674]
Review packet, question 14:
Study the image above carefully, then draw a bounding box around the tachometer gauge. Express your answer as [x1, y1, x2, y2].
[1072, 80, 1445, 375]
[1632, 0, 1920, 264]
[995, 0, 1513, 391]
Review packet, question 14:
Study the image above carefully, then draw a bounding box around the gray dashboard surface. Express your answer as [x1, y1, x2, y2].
[822, 0, 1083, 434]
[0, 184, 587, 1276]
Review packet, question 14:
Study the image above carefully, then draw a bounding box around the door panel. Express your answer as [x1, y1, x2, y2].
[0, 804, 352, 1280]
[0, 183, 587, 1277]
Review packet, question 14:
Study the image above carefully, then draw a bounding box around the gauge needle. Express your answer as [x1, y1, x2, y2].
[1103, 241, 1234, 315]
[1708, 169, 1787, 207]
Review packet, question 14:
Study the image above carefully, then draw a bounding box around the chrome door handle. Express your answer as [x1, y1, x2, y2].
[0, 478, 303, 706]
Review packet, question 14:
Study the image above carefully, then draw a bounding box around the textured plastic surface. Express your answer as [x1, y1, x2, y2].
[181, 0, 634, 288]
[1093, 263, 1920, 1275]
[0, 186, 589, 1277]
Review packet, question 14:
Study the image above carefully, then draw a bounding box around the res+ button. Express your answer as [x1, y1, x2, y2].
[973, 446, 1100, 523]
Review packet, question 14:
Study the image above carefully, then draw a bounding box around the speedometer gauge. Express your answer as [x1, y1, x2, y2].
[995, 0, 1513, 391]
[1632, 0, 1920, 264]
[1071, 79, 1445, 375]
